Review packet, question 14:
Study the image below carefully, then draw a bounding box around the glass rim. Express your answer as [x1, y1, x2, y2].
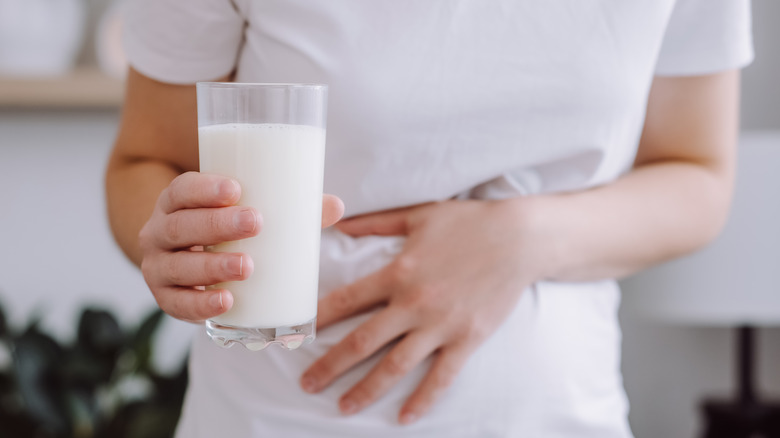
[196, 82, 327, 90]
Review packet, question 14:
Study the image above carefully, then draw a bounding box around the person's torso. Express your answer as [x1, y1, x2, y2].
[178, 3, 682, 436]
[231, 0, 676, 216]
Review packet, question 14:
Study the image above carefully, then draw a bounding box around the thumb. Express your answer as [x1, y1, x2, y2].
[322, 194, 345, 228]
[336, 207, 413, 237]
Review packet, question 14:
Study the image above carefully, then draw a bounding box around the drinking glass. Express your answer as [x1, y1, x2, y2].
[196, 82, 327, 351]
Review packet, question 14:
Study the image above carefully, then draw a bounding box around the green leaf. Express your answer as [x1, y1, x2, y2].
[101, 402, 180, 438]
[24, 307, 45, 333]
[77, 309, 125, 356]
[125, 403, 181, 438]
[131, 310, 165, 373]
[11, 327, 68, 434]
[63, 389, 99, 438]
[133, 310, 164, 348]
[61, 345, 113, 389]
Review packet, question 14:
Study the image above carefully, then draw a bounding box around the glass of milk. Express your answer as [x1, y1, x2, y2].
[196, 83, 327, 351]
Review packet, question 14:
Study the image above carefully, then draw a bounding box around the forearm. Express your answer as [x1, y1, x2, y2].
[522, 158, 733, 282]
[104, 68, 206, 266]
[516, 71, 740, 283]
[105, 155, 180, 266]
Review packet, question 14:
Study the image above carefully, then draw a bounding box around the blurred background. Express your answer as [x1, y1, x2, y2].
[0, 0, 778, 437]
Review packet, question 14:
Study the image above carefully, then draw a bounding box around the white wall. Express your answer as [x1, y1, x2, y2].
[741, 0, 780, 131]
[0, 110, 193, 372]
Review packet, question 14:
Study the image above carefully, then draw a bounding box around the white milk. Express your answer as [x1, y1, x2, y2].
[199, 123, 325, 328]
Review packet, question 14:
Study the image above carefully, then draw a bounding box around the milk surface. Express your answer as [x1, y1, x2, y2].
[199, 123, 325, 328]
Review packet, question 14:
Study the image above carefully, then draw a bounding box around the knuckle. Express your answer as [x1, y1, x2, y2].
[330, 289, 355, 314]
[193, 294, 215, 321]
[207, 253, 230, 283]
[203, 254, 220, 280]
[460, 315, 489, 344]
[166, 296, 187, 320]
[140, 256, 155, 284]
[388, 255, 416, 282]
[163, 180, 181, 208]
[166, 290, 207, 322]
[153, 290, 171, 313]
[163, 213, 183, 246]
[163, 172, 196, 209]
[141, 257, 163, 299]
[398, 283, 443, 314]
[205, 209, 223, 235]
[415, 283, 443, 303]
[430, 362, 458, 389]
[164, 183, 177, 207]
[166, 253, 186, 286]
[149, 285, 181, 319]
[345, 330, 373, 356]
[138, 227, 155, 255]
[312, 359, 335, 381]
[170, 172, 191, 190]
[383, 352, 412, 377]
[349, 385, 376, 405]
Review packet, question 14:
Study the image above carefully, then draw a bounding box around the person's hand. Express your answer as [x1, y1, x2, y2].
[300, 199, 549, 424]
[138, 171, 344, 323]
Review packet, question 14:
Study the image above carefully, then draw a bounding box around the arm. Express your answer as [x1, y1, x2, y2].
[105, 68, 253, 321]
[301, 70, 740, 423]
[106, 68, 209, 266]
[533, 70, 739, 282]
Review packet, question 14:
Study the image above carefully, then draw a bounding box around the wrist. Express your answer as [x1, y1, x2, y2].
[495, 195, 567, 282]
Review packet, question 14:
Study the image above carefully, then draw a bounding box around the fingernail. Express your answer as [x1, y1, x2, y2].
[234, 209, 257, 233]
[301, 376, 318, 393]
[209, 292, 224, 310]
[399, 412, 418, 425]
[217, 179, 239, 199]
[340, 398, 358, 415]
[225, 255, 243, 277]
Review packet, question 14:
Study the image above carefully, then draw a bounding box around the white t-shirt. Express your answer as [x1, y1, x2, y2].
[124, 1, 753, 437]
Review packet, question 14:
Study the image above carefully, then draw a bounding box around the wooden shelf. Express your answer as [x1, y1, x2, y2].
[0, 67, 124, 109]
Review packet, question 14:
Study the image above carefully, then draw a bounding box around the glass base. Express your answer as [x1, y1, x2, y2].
[205, 317, 316, 351]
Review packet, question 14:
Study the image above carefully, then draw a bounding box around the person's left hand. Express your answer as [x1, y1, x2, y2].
[300, 198, 550, 425]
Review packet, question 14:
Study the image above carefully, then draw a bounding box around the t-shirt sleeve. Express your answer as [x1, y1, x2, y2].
[123, 0, 245, 84]
[655, 0, 754, 76]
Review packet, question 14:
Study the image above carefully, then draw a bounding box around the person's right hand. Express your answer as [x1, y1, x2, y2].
[138, 171, 344, 323]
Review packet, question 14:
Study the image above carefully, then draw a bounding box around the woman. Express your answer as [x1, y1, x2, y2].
[106, 1, 753, 436]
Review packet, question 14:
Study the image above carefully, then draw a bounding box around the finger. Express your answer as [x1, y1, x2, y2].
[154, 286, 234, 322]
[398, 344, 472, 425]
[151, 250, 254, 287]
[159, 172, 241, 214]
[337, 330, 441, 417]
[156, 206, 261, 249]
[317, 268, 392, 330]
[335, 206, 414, 237]
[300, 308, 412, 394]
[322, 194, 345, 228]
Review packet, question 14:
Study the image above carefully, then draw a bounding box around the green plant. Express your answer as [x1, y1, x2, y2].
[0, 303, 187, 438]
